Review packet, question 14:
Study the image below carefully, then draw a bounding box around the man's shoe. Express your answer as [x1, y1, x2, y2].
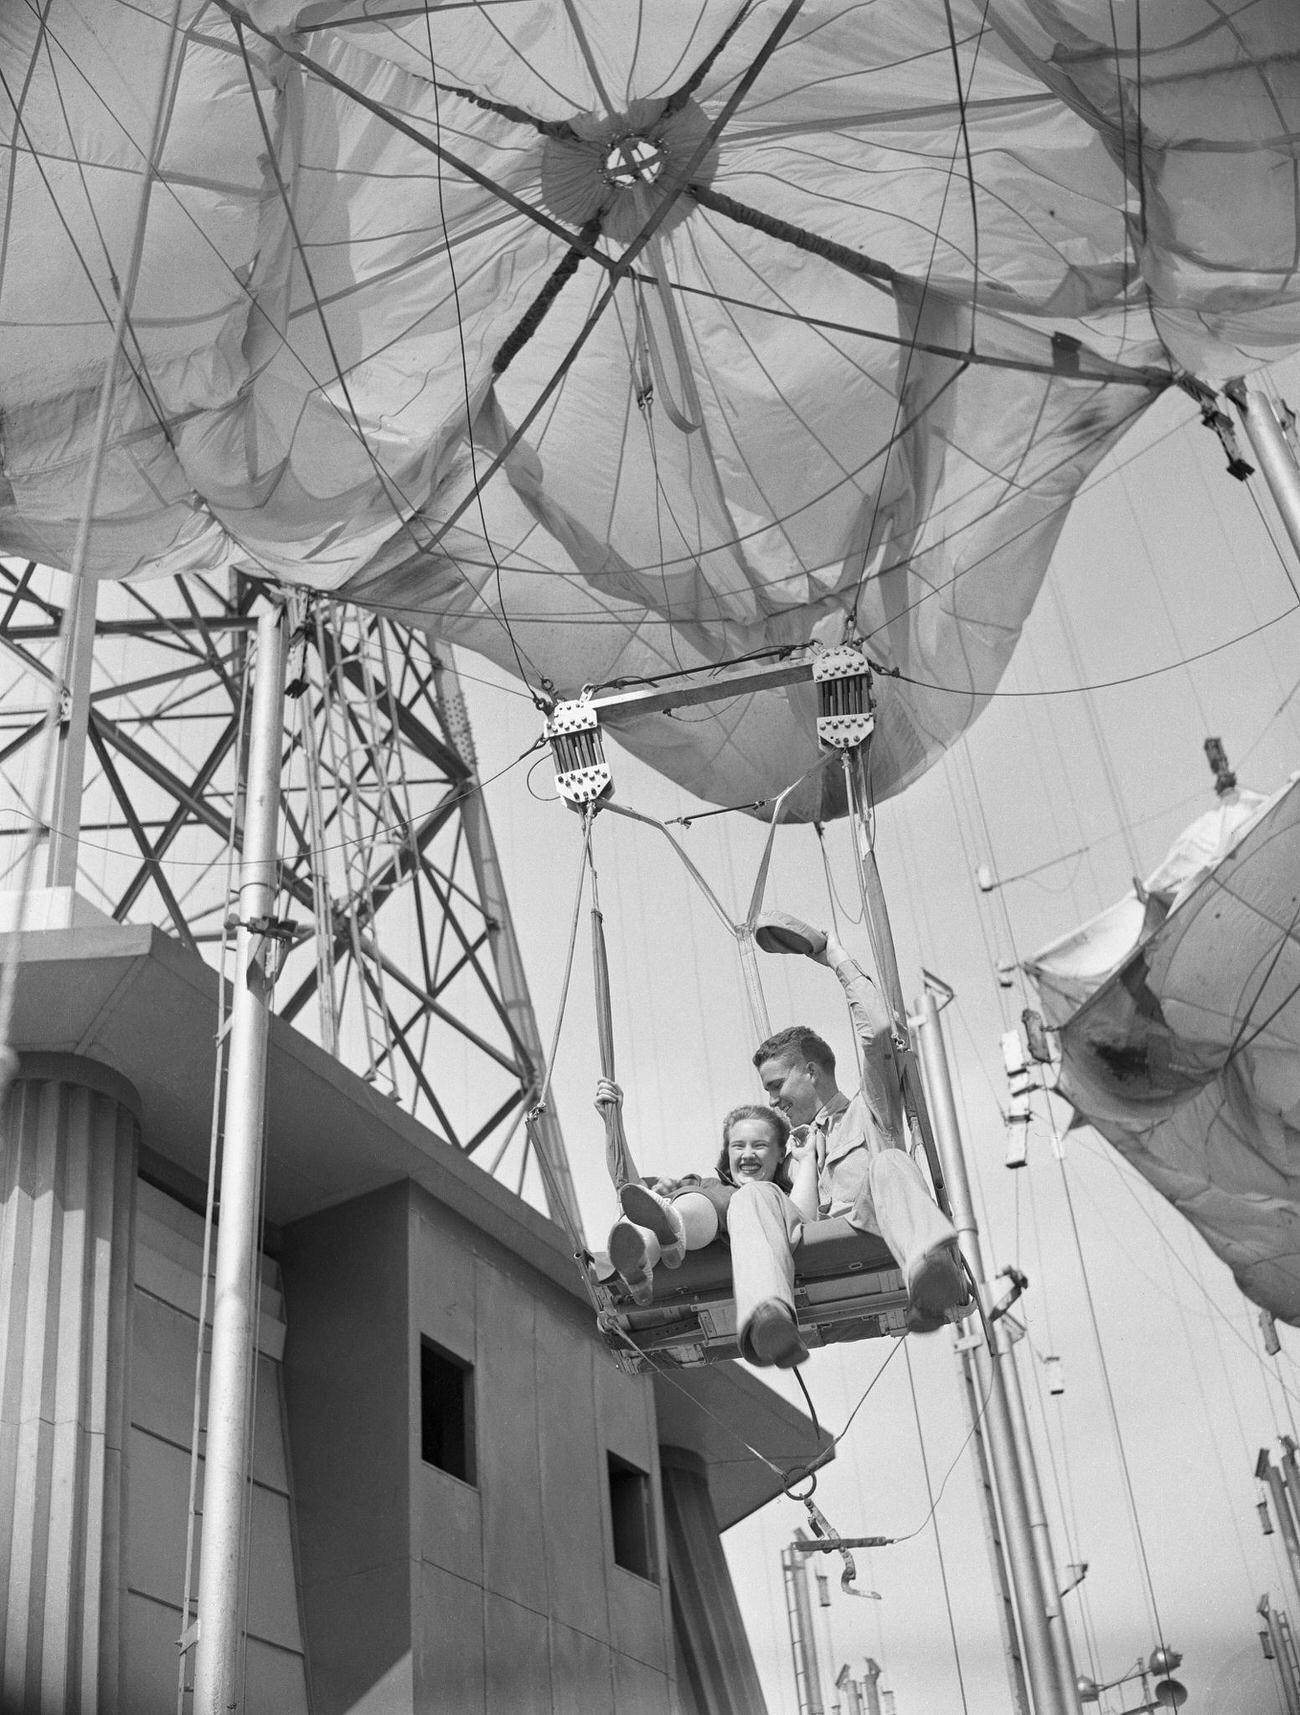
[752, 910, 828, 960]
[608, 1220, 656, 1306]
[620, 1182, 687, 1268]
[905, 1242, 968, 1334]
[744, 1300, 808, 1369]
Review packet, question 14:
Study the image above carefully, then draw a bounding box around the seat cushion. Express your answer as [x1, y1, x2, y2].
[597, 1215, 897, 1305]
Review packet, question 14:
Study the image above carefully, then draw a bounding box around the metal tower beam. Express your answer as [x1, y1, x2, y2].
[0, 561, 575, 1211]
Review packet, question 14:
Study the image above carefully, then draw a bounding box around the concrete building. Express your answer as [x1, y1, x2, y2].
[0, 916, 822, 1713]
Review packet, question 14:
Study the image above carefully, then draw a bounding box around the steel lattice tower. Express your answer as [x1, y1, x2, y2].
[0, 559, 575, 1216]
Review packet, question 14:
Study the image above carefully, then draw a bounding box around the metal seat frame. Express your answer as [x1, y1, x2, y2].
[597, 1218, 916, 1371]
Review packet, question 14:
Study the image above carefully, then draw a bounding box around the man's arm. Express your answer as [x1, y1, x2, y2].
[593, 1083, 708, 1197]
[785, 1129, 820, 1222]
[816, 931, 905, 1138]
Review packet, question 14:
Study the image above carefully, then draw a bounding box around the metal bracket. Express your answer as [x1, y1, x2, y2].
[223, 914, 300, 941]
[544, 696, 613, 808]
[540, 643, 883, 804]
[987, 1266, 1029, 1323]
[813, 644, 875, 750]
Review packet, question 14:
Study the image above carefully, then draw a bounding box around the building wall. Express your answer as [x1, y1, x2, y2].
[281, 1180, 679, 1714]
[275, 1182, 412, 1712]
[123, 1179, 310, 1713]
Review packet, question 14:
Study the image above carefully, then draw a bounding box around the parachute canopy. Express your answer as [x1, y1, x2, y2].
[1026, 778, 1300, 1324]
[4, 0, 1300, 812]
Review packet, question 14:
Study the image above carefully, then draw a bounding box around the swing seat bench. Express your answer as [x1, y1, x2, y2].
[596, 1217, 912, 1370]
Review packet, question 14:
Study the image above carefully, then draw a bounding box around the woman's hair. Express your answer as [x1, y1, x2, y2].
[715, 1104, 793, 1189]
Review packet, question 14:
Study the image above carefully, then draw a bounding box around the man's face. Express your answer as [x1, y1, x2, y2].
[757, 1051, 821, 1128]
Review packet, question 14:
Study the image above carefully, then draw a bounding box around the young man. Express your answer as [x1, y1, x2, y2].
[728, 916, 968, 1367]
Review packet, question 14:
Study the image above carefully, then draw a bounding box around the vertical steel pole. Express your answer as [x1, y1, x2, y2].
[917, 985, 1079, 1715]
[1261, 1596, 1300, 1715]
[1278, 1438, 1300, 1557]
[861, 1659, 883, 1715]
[45, 573, 100, 887]
[837, 1666, 864, 1715]
[1225, 381, 1300, 565]
[784, 1541, 826, 1715]
[1002, 1321, 1080, 1701]
[1282, 1613, 1300, 1715]
[956, 1340, 1032, 1715]
[192, 603, 288, 1715]
[1261, 1451, 1300, 1622]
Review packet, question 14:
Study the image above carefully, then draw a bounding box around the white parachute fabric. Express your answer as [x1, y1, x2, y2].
[1026, 781, 1300, 1322]
[2, 0, 1299, 813]
[989, 0, 1300, 375]
[1027, 785, 1274, 1021]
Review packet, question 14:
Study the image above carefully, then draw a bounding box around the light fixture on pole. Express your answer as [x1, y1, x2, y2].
[1075, 1649, 1186, 1713]
[977, 847, 1088, 894]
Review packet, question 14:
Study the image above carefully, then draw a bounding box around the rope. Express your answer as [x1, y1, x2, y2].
[940, 0, 985, 330]
[661, 2, 757, 116]
[688, 182, 897, 286]
[587, 830, 644, 1191]
[492, 215, 604, 378]
[793, 1366, 822, 1444]
[519, 807, 598, 1270]
[839, 742, 945, 1193]
[600, 800, 744, 932]
[905, 1340, 973, 1714]
[626, 267, 1167, 390]
[429, 78, 575, 140]
[214, 2, 611, 263]
[889, 1263, 997, 1544]
[829, 1333, 907, 1448]
[424, 68, 551, 712]
[607, 1322, 801, 1484]
[598, 752, 835, 1044]
[217, 0, 811, 581]
[685, 185, 1163, 393]
[1055, 1154, 1168, 1650]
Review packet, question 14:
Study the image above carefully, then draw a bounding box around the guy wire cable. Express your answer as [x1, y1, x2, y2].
[904, 1339, 973, 1715]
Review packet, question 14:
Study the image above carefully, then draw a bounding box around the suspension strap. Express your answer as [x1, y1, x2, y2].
[509, 806, 607, 1311]
[588, 843, 643, 1191]
[841, 742, 946, 1197]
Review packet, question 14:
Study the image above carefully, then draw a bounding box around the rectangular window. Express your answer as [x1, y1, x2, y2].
[607, 1453, 656, 1580]
[420, 1338, 475, 1485]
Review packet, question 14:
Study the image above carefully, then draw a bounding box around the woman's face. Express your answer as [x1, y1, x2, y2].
[726, 1115, 785, 1184]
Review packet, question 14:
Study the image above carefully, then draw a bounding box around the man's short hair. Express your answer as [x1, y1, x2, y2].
[752, 1024, 835, 1075]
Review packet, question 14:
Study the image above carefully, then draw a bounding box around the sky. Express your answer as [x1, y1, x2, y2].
[456, 359, 1300, 1715]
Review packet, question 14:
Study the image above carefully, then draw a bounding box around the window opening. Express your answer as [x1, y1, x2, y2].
[607, 1452, 656, 1579]
[420, 1338, 475, 1485]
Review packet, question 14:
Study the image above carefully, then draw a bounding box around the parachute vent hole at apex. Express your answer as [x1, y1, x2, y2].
[604, 137, 665, 187]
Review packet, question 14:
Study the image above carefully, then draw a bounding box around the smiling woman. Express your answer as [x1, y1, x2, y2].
[599, 1084, 810, 1305]
[720, 1106, 795, 1190]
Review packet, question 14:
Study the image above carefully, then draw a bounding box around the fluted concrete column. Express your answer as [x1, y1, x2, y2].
[660, 1447, 769, 1715]
[0, 1054, 139, 1715]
